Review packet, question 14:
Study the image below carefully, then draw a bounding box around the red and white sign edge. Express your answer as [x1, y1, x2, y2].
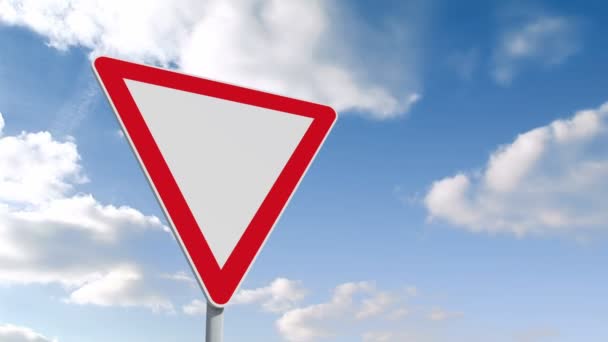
[92, 56, 337, 307]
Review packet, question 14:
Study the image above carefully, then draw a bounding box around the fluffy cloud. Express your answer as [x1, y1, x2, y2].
[160, 271, 196, 285]
[0, 0, 422, 119]
[183, 277, 308, 315]
[67, 264, 174, 313]
[182, 299, 206, 316]
[493, 14, 580, 84]
[0, 323, 57, 342]
[231, 278, 307, 313]
[277, 281, 375, 341]
[212, 278, 457, 341]
[0, 193, 167, 286]
[276, 282, 422, 342]
[425, 102, 608, 237]
[356, 292, 398, 320]
[0, 130, 86, 204]
[0, 112, 172, 311]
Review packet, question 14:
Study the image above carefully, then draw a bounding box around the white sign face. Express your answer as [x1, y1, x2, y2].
[94, 56, 337, 306]
[125, 80, 313, 267]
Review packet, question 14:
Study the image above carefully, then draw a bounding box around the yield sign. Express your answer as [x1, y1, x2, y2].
[93, 57, 336, 307]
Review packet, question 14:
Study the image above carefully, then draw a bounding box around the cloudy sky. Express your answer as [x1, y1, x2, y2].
[1, 0, 607, 341]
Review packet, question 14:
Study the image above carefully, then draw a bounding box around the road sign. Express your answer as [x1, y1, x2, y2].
[93, 56, 337, 307]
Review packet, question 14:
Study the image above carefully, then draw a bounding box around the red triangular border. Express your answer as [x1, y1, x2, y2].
[93, 57, 336, 306]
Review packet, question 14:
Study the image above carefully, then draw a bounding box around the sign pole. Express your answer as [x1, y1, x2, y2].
[205, 302, 224, 342]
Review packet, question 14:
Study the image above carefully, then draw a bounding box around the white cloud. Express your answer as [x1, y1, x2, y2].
[0, 193, 167, 286]
[0, 130, 86, 205]
[67, 264, 174, 313]
[277, 281, 374, 341]
[0, 112, 4, 135]
[161, 271, 195, 285]
[356, 292, 397, 320]
[275, 281, 420, 342]
[181, 278, 308, 315]
[183, 299, 207, 316]
[0, 113, 173, 311]
[232, 278, 307, 313]
[0, 323, 57, 342]
[425, 102, 608, 237]
[493, 14, 580, 85]
[0, 0, 422, 119]
[183, 277, 308, 315]
[221, 278, 461, 341]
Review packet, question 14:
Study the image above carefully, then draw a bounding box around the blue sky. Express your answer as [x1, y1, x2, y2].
[0, 0, 607, 341]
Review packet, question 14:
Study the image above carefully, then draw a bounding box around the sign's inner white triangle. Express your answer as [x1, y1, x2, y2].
[125, 80, 313, 268]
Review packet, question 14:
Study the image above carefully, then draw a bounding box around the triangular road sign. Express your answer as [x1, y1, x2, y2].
[93, 57, 336, 307]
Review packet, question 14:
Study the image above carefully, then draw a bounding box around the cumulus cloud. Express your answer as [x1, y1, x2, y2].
[0, 323, 57, 342]
[277, 281, 374, 341]
[182, 299, 207, 316]
[356, 292, 398, 320]
[0, 193, 167, 286]
[275, 281, 423, 342]
[213, 278, 458, 341]
[0, 129, 86, 205]
[231, 278, 308, 313]
[0, 113, 172, 311]
[160, 271, 196, 285]
[492, 14, 580, 85]
[425, 102, 608, 237]
[183, 277, 308, 315]
[66, 264, 174, 313]
[0, 0, 422, 118]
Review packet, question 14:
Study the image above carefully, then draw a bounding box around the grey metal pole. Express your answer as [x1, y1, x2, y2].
[205, 302, 224, 342]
